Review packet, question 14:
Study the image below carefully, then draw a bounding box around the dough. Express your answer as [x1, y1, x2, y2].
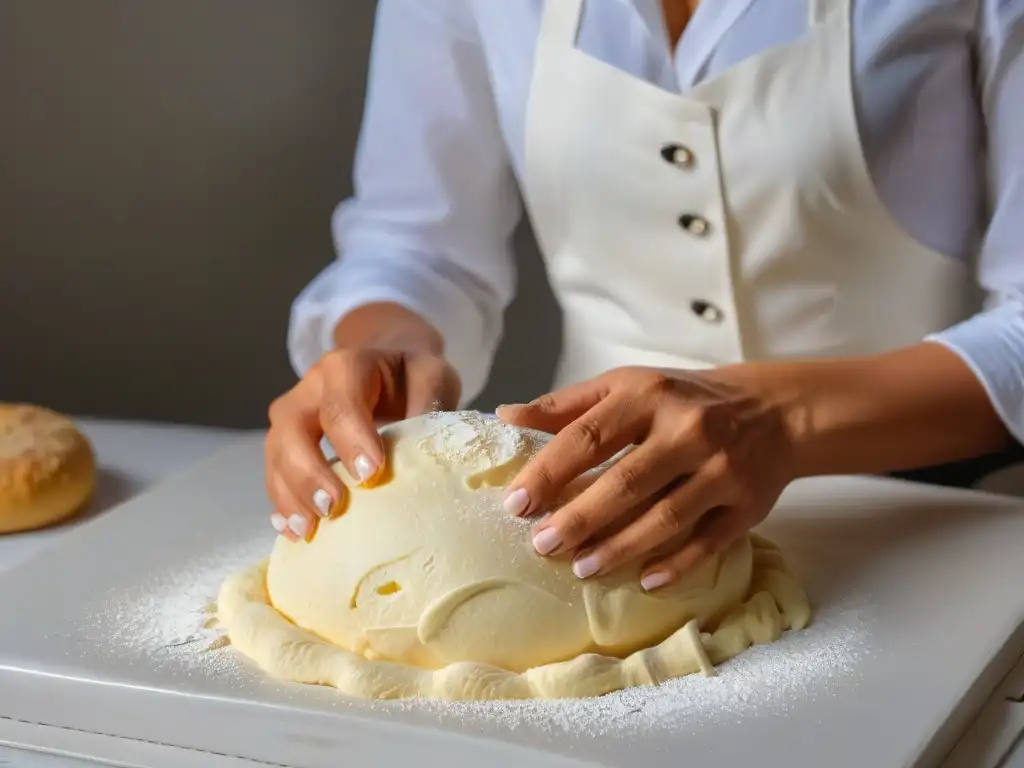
[218, 411, 810, 700]
[0, 403, 96, 534]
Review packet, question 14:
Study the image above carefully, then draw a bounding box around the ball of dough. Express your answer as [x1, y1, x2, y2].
[267, 411, 755, 674]
[0, 404, 96, 534]
[217, 411, 810, 699]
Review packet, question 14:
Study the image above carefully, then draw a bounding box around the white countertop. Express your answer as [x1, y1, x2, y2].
[3, 419, 1024, 768]
[0, 417, 245, 767]
[0, 417, 243, 577]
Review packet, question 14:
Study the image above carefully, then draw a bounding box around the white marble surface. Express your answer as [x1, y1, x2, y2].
[0, 417, 246, 767]
[0, 417, 243, 576]
[2, 418, 1022, 768]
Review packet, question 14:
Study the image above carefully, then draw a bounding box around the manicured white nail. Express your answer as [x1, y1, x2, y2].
[312, 488, 332, 518]
[288, 514, 309, 538]
[532, 527, 562, 555]
[353, 454, 377, 483]
[503, 488, 529, 516]
[573, 553, 602, 580]
[641, 572, 672, 592]
[270, 513, 288, 534]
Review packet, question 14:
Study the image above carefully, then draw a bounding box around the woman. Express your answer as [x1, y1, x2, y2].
[266, 0, 1024, 592]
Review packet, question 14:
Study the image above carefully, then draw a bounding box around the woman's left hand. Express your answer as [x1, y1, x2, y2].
[496, 366, 799, 592]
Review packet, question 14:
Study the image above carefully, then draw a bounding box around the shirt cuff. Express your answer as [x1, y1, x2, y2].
[925, 301, 1024, 446]
[287, 250, 498, 406]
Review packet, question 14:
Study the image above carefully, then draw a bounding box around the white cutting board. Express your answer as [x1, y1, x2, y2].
[1, 432, 1023, 768]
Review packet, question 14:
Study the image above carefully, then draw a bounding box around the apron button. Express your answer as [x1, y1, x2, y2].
[679, 214, 710, 236]
[661, 143, 694, 168]
[691, 300, 724, 323]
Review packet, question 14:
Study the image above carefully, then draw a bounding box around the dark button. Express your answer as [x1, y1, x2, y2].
[661, 143, 695, 168]
[690, 300, 724, 323]
[678, 214, 710, 236]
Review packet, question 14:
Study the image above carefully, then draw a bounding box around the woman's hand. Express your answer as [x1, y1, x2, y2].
[265, 306, 460, 542]
[496, 366, 799, 591]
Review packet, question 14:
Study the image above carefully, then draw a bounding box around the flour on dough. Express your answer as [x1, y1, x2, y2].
[217, 411, 811, 700]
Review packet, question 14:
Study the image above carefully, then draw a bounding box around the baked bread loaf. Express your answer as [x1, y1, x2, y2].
[0, 403, 96, 534]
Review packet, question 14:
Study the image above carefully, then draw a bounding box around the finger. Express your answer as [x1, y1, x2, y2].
[640, 507, 746, 591]
[318, 352, 387, 485]
[404, 355, 461, 417]
[573, 468, 724, 579]
[502, 393, 646, 519]
[530, 442, 679, 561]
[276, 437, 349, 519]
[264, 417, 308, 543]
[496, 377, 612, 434]
[268, 473, 311, 542]
[268, 397, 349, 519]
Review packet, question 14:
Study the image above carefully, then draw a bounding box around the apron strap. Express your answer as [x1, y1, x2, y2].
[538, 0, 585, 48]
[808, 0, 848, 27]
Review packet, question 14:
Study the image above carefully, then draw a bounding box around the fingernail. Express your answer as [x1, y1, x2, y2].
[641, 571, 672, 592]
[532, 527, 562, 556]
[288, 514, 310, 538]
[312, 488, 332, 518]
[270, 513, 288, 534]
[353, 454, 377, 484]
[503, 488, 530, 516]
[573, 553, 602, 580]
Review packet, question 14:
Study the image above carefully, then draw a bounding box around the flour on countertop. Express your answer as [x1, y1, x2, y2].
[88, 536, 271, 679]
[89, 537, 874, 738]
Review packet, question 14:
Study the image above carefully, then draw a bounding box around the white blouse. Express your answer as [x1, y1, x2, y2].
[288, 0, 1024, 443]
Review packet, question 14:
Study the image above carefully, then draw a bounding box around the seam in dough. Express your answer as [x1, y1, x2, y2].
[217, 533, 809, 700]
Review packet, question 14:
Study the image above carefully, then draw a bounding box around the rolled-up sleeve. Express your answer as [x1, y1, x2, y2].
[925, 0, 1024, 444]
[287, 0, 521, 405]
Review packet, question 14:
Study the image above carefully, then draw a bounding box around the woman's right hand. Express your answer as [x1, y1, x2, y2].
[265, 338, 460, 542]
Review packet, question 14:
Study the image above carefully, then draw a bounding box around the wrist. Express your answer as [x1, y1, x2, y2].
[333, 302, 446, 356]
[716, 344, 1012, 479]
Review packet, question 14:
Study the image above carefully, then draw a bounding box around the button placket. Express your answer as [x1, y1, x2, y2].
[661, 136, 731, 332]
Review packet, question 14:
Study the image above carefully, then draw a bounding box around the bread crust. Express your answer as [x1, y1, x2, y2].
[0, 404, 96, 534]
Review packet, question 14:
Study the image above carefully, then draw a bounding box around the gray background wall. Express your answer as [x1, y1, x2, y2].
[1, 0, 559, 428]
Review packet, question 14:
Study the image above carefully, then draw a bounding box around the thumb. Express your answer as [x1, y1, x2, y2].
[496, 378, 608, 434]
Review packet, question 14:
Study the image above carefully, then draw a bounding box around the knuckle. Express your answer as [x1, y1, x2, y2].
[558, 506, 590, 541]
[319, 397, 348, 429]
[609, 463, 645, 501]
[606, 366, 633, 383]
[711, 448, 736, 478]
[655, 500, 688, 536]
[666, 413, 699, 448]
[569, 419, 604, 453]
[638, 370, 674, 398]
[599, 538, 633, 568]
[698, 404, 738, 446]
[531, 393, 559, 414]
[267, 394, 289, 425]
[530, 461, 558, 497]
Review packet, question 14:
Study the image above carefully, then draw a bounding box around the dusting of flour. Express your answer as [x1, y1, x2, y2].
[416, 410, 527, 473]
[90, 536, 875, 738]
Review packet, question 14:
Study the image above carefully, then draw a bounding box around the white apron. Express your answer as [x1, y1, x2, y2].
[523, 0, 979, 389]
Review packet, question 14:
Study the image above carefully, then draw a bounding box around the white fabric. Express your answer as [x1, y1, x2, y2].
[288, 0, 1024, 444]
[524, 0, 974, 393]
